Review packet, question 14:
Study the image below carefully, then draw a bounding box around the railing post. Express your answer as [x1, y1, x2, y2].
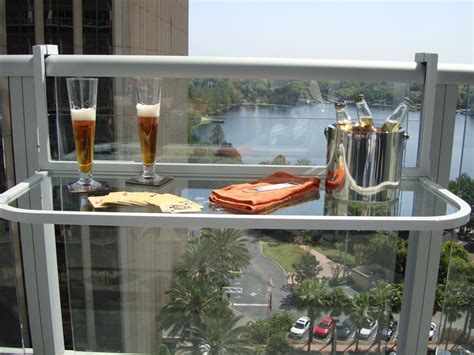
[415, 53, 438, 177]
[398, 53, 455, 355]
[11, 45, 64, 355]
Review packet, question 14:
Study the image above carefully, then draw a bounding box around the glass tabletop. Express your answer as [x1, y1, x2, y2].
[1, 171, 469, 230]
[40, 173, 457, 218]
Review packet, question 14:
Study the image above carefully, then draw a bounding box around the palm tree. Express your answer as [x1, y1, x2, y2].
[176, 237, 230, 287]
[158, 274, 224, 350]
[349, 292, 371, 353]
[328, 288, 352, 354]
[200, 228, 251, 274]
[176, 228, 251, 289]
[188, 308, 252, 354]
[292, 277, 331, 352]
[460, 282, 474, 344]
[441, 281, 464, 349]
[369, 280, 394, 351]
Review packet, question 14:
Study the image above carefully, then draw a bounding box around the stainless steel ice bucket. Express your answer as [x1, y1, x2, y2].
[325, 124, 408, 202]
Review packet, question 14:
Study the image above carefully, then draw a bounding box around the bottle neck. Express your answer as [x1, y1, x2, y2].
[336, 108, 352, 124]
[386, 103, 409, 123]
[356, 101, 373, 118]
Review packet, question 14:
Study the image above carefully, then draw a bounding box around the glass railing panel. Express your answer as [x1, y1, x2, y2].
[435, 231, 473, 354]
[47, 78, 419, 168]
[437, 85, 474, 354]
[0, 77, 26, 352]
[56, 224, 408, 353]
[450, 85, 474, 182]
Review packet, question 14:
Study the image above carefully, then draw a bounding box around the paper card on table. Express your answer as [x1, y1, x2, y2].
[125, 192, 155, 206]
[144, 193, 166, 207]
[88, 195, 107, 209]
[160, 200, 203, 213]
[100, 192, 143, 206]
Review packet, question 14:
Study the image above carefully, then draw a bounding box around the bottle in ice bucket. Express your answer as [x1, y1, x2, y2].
[354, 94, 377, 132]
[381, 97, 413, 133]
[335, 99, 353, 131]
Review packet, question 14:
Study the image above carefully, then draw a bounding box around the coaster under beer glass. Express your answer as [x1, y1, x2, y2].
[66, 78, 102, 192]
[132, 78, 163, 184]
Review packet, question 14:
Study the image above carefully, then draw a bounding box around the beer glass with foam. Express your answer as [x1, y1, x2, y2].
[66, 78, 101, 191]
[133, 78, 163, 183]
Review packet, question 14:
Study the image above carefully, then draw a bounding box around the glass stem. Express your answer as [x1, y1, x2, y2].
[142, 164, 156, 178]
[79, 170, 93, 185]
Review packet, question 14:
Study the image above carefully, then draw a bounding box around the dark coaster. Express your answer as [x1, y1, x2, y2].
[125, 176, 173, 188]
[68, 182, 111, 195]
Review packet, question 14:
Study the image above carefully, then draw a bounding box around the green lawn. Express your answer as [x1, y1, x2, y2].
[261, 242, 306, 272]
[314, 245, 355, 267]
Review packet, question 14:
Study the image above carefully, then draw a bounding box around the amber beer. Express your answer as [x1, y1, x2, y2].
[136, 103, 160, 167]
[71, 108, 96, 173]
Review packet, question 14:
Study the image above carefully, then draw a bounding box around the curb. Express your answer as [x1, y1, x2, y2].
[258, 240, 289, 277]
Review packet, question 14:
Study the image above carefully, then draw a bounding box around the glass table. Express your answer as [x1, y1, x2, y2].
[0, 171, 469, 231]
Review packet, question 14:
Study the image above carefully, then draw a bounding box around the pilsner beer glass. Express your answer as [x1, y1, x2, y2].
[133, 78, 163, 183]
[66, 78, 101, 191]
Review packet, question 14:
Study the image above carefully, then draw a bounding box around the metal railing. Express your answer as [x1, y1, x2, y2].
[0, 45, 473, 355]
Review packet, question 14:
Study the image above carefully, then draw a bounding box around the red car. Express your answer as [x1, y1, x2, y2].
[314, 316, 335, 338]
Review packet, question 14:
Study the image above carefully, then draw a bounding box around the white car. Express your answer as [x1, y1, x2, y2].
[429, 322, 437, 340]
[290, 316, 311, 338]
[359, 319, 378, 339]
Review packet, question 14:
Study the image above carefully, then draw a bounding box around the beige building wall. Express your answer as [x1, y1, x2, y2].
[110, 0, 190, 352]
[119, 227, 187, 352]
[1, 0, 189, 351]
[112, 0, 189, 163]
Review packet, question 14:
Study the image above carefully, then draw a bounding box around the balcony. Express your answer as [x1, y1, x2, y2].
[0, 46, 473, 355]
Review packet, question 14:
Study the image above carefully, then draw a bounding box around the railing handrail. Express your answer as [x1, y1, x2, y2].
[1, 54, 473, 85]
[0, 55, 34, 76]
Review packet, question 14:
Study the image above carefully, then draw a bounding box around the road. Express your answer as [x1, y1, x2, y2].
[227, 232, 297, 322]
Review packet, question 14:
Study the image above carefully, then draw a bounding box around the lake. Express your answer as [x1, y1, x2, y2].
[194, 103, 473, 180]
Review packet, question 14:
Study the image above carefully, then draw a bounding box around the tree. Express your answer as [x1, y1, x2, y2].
[449, 173, 474, 207]
[176, 229, 251, 289]
[209, 124, 226, 145]
[441, 281, 464, 349]
[349, 292, 371, 353]
[200, 229, 251, 275]
[245, 312, 295, 345]
[265, 333, 294, 354]
[369, 280, 394, 351]
[437, 241, 469, 290]
[328, 288, 353, 353]
[448, 173, 474, 235]
[188, 308, 251, 355]
[158, 275, 224, 349]
[292, 278, 331, 352]
[292, 250, 323, 283]
[158, 343, 171, 355]
[175, 237, 231, 288]
[353, 243, 369, 266]
[366, 232, 397, 268]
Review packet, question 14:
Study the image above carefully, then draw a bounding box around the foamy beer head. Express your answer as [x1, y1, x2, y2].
[71, 107, 96, 121]
[136, 103, 160, 117]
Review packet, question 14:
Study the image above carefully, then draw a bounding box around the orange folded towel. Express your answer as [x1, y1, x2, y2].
[325, 167, 346, 190]
[209, 171, 320, 213]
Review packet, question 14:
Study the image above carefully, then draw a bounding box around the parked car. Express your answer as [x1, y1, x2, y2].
[380, 318, 398, 341]
[314, 316, 335, 338]
[429, 322, 437, 341]
[336, 318, 356, 340]
[290, 316, 311, 338]
[359, 319, 378, 339]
